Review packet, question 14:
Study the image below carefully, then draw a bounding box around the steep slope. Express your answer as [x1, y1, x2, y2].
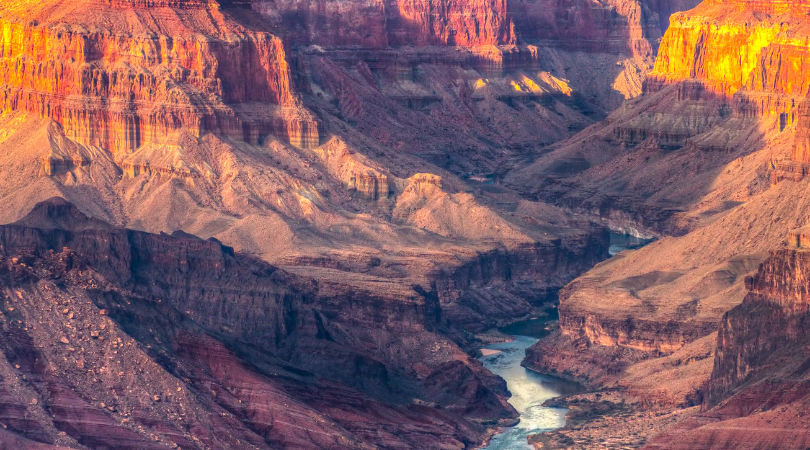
[0, 198, 516, 449]
[646, 247, 810, 449]
[515, 1, 810, 447]
[508, 0, 810, 233]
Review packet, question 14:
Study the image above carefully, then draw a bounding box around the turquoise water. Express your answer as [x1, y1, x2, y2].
[479, 335, 581, 450]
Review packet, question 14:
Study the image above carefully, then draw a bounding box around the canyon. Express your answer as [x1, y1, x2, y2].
[0, 197, 518, 449]
[513, 0, 810, 448]
[1, 0, 809, 448]
[0, 0, 702, 448]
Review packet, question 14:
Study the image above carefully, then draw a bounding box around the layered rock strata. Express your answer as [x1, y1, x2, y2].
[0, 0, 709, 446]
[0, 198, 517, 449]
[515, 0, 810, 446]
[508, 0, 810, 233]
[645, 0, 810, 159]
[645, 247, 810, 448]
[0, 0, 319, 152]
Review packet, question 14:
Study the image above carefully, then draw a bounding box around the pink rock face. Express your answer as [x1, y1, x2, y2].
[101, 0, 214, 7]
[507, 0, 666, 57]
[645, 249, 810, 449]
[255, 0, 696, 51]
[386, 0, 515, 46]
[255, 0, 515, 47]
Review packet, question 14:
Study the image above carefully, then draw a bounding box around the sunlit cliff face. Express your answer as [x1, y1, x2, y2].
[644, 0, 810, 175]
[651, 0, 810, 97]
[0, 0, 319, 154]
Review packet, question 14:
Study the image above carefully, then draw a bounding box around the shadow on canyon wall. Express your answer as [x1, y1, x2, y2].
[505, 78, 782, 236]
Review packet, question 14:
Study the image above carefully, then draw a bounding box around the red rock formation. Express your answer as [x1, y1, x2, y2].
[0, 198, 518, 449]
[645, 247, 810, 449]
[639, 0, 810, 157]
[508, 0, 670, 58]
[257, 0, 694, 54]
[771, 101, 810, 183]
[255, 0, 515, 47]
[0, 1, 320, 152]
[387, 0, 516, 46]
[647, 0, 810, 132]
[508, 0, 810, 232]
[651, 0, 810, 94]
[351, 172, 389, 200]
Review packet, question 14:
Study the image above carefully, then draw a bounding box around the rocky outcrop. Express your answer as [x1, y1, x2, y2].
[708, 249, 810, 405]
[0, 2, 319, 152]
[644, 247, 810, 449]
[651, 1, 810, 96]
[255, 0, 515, 48]
[506, 0, 810, 234]
[643, 0, 810, 139]
[0, 198, 518, 449]
[772, 100, 810, 184]
[256, 0, 692, 50]
[509, 0, 675, 58]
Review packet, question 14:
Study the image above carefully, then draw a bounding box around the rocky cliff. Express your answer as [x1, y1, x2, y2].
[515, 0, 810, 446]
[0, 0, 614, 350]
[0, 0, 319, 152]
[508, 0, 810, 232]
[255, 0, 515, 47]
[255, 0, 691, 51]
[651, 1, 810, 95]
[644, 247, 810, 449]
[0, 198, 519, 449]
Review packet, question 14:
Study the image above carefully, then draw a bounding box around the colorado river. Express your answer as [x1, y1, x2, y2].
[479, 320, 582, 450]
[480, 233, 648, 449]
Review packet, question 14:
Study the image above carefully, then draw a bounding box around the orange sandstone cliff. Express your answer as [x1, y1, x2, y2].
[0, 0, 318, 153]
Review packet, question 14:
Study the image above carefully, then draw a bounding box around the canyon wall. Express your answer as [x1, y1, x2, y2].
[645, 248, 810, 449]
[509, 0, 810, 233]
[0, 198, 517, 449]
[256, 0, 688, 51]
[647, 0, 810, 125]
[515, 0, 810, 399]
[0, 1, 319, 152]
[255, 0, 515, 48]
[709, 249, 810, 405]
[516, 0, 810, 446]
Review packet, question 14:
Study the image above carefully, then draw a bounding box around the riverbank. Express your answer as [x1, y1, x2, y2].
[478, 319, 584, 450]
[527, 392, 697, 449]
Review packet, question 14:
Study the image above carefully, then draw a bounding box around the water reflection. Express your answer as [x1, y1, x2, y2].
[479, 336, 582, 450]
[498, 315, 557, 339]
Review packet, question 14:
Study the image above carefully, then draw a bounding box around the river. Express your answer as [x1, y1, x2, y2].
[478, 320, 582, 450]
[479, 232, 651, 449]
